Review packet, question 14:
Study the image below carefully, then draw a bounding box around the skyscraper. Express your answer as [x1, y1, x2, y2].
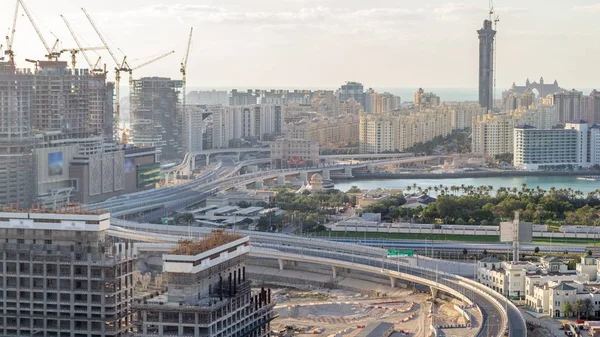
[130, 77, 183, 161]
[478, 20, 496, 112]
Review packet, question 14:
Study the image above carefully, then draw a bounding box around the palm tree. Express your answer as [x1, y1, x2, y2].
[573, 299, 584, 319]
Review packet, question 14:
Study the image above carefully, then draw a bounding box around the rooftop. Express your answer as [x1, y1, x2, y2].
[1, 203, 107, 216]
[170, 230, 244, 256]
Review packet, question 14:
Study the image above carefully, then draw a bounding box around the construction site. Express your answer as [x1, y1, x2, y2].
[0, 0, 191, 207]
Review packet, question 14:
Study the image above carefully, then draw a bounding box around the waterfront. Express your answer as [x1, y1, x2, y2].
[334, 175, 600, 194]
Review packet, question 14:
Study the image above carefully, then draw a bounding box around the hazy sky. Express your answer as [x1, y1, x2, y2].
[2, 0, 600, 89]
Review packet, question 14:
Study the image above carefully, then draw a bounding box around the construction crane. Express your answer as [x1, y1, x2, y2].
[489, 0, 500, 110]
[61, 47, 106, 71]
[82, 7, 131, 143]
[4, 0, 19, 65]
[128, 50, 175, 87]
[18, 0, 61, 61]
[180, 27, 193, 150]
[60, 15, 105, 74]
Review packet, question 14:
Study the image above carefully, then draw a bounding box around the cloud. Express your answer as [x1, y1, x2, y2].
[572, 4, 600, 12]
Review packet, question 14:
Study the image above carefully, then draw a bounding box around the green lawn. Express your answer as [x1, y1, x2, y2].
[310, 231, 599, 245]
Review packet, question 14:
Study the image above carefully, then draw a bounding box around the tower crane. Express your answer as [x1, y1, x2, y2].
[18, 0, 61, 61]
[180, 27, 193, 149]
[82, 7, 131, 143]
[489, 0, 500, 109]
[128, 50, 175, 88]
[60, 15, 105, 74]
[4, 0, 19, 66]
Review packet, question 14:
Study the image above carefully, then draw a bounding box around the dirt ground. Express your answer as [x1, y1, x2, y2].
[270, 287, 465, 337]
[435, 301, 468, 326]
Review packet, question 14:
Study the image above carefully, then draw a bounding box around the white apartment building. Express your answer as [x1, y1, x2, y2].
[472, 105, 559, 157]
[478, 256, 570, 298]
[447, 103, 486, 130]
[554, 90, 583, 123]
[270, 138, 320, 169]
[359, 107, 453, 154]
[528, 281, 600, 318]
[212, 104, 285, 148]
[359, 113, 395, 153]
[472, 113, 518, 156]
[514, 120, 600, 170]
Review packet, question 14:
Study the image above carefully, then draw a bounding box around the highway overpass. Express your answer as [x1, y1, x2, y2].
[109, 220, 526, 337]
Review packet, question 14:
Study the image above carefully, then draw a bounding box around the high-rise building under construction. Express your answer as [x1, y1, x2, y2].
[0, 60, 129, 207]
[130, 77, 183, 161]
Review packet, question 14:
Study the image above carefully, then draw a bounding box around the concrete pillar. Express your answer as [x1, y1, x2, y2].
[300, 171, 308, 182]
[322, 169, 330, 180]
[367, 164, 375, 173]
[206, 154, 210, 166]
[191, 155, 196, 171]
[332, 266, 338, 278]
[430, 287, 438, 298]
[390, 276, 397, 288]
[237, 152, 241, 161]
[344, 166, 353, 177]
[278, 259, 284, 270]
[277, 175, 286, 185]
[255, 180, 264, 189]
[164, 172, 169, 185]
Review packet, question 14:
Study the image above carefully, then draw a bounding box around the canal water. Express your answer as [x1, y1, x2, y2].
[333, 175, 600, 194]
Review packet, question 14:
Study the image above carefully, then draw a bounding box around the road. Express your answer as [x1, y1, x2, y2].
[109, 223, 526, 337]
[328, 238, 587, 254]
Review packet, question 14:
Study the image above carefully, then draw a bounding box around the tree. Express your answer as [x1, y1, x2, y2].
[588, 250, 593, 256]
[347, 186, 362, 194]
[534, 247, 540, 254]
[562, 301, 572, 317]
[237, 201, 253, 208]
[483, 249, 488, 256]
[563, 250, 569, 255]
[573, 299, 584, 319]
[583, 298, 594, 319]
[462, 248, 468, 256]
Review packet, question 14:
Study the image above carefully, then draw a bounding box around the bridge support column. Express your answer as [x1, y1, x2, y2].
[191, 155, 196, 171]
[430, 287, 438, 299]
[237, 152, 241, 161]
[255, 180, 264, 189]
[344, 167, 353, 177]
[164, 172, 170, 185]
[332, 266, 337, 278]
[390, 276, 397, 288]
[206, 154, 210, 166]
[277, 175, 286, 185]
[322, 169, 330, 180]
[299, 171, 308, 182]
[278, 259, 285, 271]
[367, 164, 375, 173]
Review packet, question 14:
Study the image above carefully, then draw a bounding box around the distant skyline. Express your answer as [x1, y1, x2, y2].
[2, 0, 600, 89]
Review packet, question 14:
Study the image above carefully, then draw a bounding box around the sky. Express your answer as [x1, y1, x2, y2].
[1, 0, 600, 90]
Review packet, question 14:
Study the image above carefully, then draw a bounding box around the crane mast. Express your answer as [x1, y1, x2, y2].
[82, 7, 130, 144]
[181, 27, 193, 152]
[489, 0, 499, 110]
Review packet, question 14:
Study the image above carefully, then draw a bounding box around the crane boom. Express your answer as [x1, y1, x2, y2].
[81, 7, 121, 67]
[5, 1, 19, 65]
[61, 15, 94, 69]
[131, 51, 175, 71]
[182, 27, 193, 71]
[8, 0, 18, 49]
[18, 0, 55, 59]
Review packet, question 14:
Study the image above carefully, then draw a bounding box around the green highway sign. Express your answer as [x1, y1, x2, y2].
[387, 249, 414, 257]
